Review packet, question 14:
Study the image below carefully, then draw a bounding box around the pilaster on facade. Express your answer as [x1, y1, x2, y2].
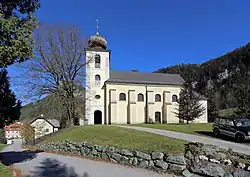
[128, 90, 137, 124]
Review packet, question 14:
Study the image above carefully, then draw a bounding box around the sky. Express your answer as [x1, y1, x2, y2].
[8, 0, 250, 102]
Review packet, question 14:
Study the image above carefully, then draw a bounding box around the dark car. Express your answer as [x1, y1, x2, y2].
[213, 117, 250, 142]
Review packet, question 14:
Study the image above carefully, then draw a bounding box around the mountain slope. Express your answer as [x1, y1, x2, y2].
[156, 42, 250, 111]
[20, 87, 85, 121]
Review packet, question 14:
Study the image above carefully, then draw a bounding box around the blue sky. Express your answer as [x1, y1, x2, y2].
[8, 0, 250, 102]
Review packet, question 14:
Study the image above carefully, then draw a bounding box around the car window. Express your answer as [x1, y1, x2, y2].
[225, 119, 234, 126]
[214, 118, 219, 123]
[219, 119, 226, 125]
[235, 119, 250, 127]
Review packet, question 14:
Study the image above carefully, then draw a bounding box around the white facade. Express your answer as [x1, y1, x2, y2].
[83, 31, 208, 125]
[30, 118, 59, 139]
[5, 130, 21, 139]
[85, 49, 110, 124]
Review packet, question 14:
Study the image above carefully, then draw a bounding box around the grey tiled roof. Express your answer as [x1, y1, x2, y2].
[47, 119, 60, 127]
[106, 70, 185, 85]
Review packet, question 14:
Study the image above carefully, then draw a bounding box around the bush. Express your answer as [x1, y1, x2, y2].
[0, 129, 7, 144]
[20, 123, 35, 144]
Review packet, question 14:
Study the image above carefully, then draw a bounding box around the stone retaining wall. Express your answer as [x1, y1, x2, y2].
[38, 141, 250, 177]
[185, 142, 250, 177]
[39, 140, 186, 174]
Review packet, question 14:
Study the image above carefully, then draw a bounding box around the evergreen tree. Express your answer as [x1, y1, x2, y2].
[0, 128, 7, 144]
[234, 84, 250, 117]
[0, 69, 22, 127]
[0, 0, 40, 67]
[207, 96, 219, 122]
[175, 81, 206, 124]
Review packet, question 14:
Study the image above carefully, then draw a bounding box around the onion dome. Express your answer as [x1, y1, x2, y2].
[88, 19, 107, 50]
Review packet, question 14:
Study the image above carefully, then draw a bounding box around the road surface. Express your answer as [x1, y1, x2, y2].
[118, 125, 250, 156]
[0, 139, 180, 177]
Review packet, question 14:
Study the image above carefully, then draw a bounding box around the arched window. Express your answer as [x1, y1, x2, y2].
[119, 93, 126, 101]
[172, 95, 178, 102]
[137, 93, 144, 102]
[95, 54, 101, 68]
[95, 74, 101, 86]
[155, 94, 161, 102]
[95, 74, 101, 81]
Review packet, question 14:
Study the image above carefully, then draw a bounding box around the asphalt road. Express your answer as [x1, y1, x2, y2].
[118, 125, 250, 156]
[0, 139, 179, 177]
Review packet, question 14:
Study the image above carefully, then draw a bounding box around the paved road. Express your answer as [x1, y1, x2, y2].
[118, 125, 250, 156]
[0, 139, 179, 177]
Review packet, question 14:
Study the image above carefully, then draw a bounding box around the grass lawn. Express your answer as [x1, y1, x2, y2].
[128, 123, 213, 135]
[0, 144, 12, 177]
[40, 125, 187, 154]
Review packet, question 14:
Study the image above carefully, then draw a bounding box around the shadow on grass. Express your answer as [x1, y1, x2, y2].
[0, 150, 43, 166]
[31, 158, 89, 177]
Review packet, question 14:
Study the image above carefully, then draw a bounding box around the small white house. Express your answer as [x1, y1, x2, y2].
[29, 116, 60, 139]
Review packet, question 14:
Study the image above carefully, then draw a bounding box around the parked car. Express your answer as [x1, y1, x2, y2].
[213, 117, 250, 142]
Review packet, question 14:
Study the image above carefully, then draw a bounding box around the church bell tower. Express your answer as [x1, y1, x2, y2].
[82, 20, 110, 125]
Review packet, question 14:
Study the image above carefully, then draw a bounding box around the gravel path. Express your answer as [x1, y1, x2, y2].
[0, 139, 179, 177]
[118, 125, 250, 155]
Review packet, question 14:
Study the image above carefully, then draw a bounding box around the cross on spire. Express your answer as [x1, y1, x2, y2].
[96, 19, 99, 35]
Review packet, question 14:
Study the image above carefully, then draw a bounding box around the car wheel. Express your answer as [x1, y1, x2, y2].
[235, 133, 245, 143]
[213, 128, 220, 137]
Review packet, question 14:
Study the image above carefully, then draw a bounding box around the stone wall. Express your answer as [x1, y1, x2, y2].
[39, 140, 186, 174]
[38, 141, 250, 177]
[185, 142, 250, 177]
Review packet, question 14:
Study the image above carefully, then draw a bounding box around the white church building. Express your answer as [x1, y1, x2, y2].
[82, 27, 208, 125]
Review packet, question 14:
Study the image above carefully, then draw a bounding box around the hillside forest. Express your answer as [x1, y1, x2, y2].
[156, 43, 250, 120]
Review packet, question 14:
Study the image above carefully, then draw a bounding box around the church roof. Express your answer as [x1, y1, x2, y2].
[106, 71, 185, 85]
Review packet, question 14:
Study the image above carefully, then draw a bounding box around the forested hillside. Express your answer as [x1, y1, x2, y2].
[156, 43, 250, 112]
[20, 87, 85, 121]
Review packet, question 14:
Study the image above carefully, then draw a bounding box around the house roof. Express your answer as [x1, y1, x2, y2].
[46, 119, 60, 127]
[106, 71, 185, 85]
[28, 117, 60, 128]
[4, 122, 22, 131]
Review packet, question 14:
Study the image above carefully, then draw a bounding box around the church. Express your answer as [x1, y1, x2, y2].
[81, 27, 208, 125]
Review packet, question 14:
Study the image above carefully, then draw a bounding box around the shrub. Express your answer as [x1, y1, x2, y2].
[20, 123, 35, 144]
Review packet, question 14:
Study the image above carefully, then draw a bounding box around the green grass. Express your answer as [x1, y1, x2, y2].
[0, 144, 7, 151]
[0, 144, 12, 177]
[40, 125, 187, 154]
[128, 123, 213, 135]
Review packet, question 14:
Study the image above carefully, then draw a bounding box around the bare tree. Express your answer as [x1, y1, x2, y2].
[15, 23, 89, 128]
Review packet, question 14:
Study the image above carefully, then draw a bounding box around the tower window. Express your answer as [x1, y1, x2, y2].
[95, 74, 101, 81]
[137, 93, 144, 102]
[95, 74, 101, 86]
[155, 94, 161, 102]
[119, 93, 126, 101]
[172, 95, 178, 102]
[95, 54, 101, 68]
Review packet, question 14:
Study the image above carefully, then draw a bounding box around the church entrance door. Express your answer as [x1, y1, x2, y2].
[155, 112, 161, 124]
[94, 110, 102, 124]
